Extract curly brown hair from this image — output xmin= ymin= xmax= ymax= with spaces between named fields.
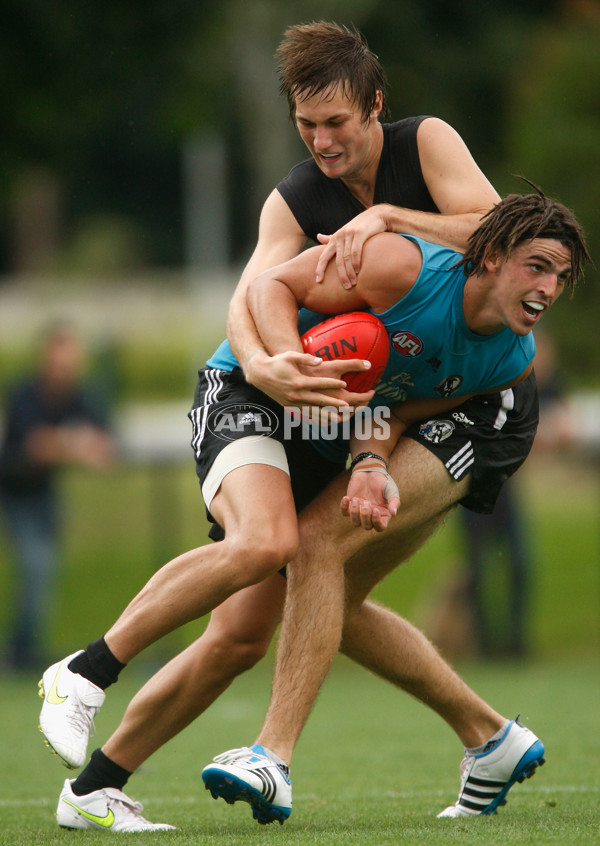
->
xmin=275 ymin=21 xmax=390 ymax=123
xmin=457 ymin=187 xmax=591 ymax=294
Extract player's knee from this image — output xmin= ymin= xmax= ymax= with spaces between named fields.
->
xmin=259 ymin=532 xmax=298 ymax=573
xmin=206 ymin=626 xmax=271 ymax=674
xmin=230 ymin=528 xmax=298 ymax=583
xmin=224 ymin=634 xmax=270 ymax=673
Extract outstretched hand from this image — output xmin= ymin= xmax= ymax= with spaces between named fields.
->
xmin=315 ymin=207 xmax=390 ymax=289
xmin=245 ymin=350 xmax=374 ymax=412
xmin=340 ymin=464 xmax=400 ymax=532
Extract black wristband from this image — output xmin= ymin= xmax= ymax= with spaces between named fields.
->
xmin=350 ymin=451 xmax=388 ymax=472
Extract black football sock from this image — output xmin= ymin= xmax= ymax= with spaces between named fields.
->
xmin=68 ymin=637 xmax=126 ymax=690
xmin=71 ymin=748 xmax=132 ymax=796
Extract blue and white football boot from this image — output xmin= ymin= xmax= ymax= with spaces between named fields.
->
xmin=437 ymin=719 xmax=545 ymax=817
xmin=202 ymin=744 xmax=292 ymax=824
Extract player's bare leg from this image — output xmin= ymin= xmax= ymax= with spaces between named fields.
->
xmin=95 ymin=506 xmax=493 ymax=774
xmin=255 ymin=439 xmax=504 ymax=762
xmin=104 ymin=463 xmax=298 ymax=664
xmin=105 ymin=441 xmax=497 ymax=773
xmin=103 ymin=575 xmax=286 ymax=772
xmin=342 ymin=589 xmax=504 ymax=749
xmin=39 ymin=463 xmax=298 ymax=769
xmin=201 ymin=440 xmax=542 ymax=823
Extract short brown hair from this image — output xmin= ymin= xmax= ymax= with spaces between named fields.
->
xmin=275 ymin=21 xmax=390 ymax=123
xmin=457 ymin=189 xmax=591 ymax=293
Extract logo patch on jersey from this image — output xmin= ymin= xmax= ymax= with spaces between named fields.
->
xmin=373 ymin=371 xmax=414 ymax=402
xmin=391 ymin=330 xmax=424 ymax=357
xmin=419 ymin=419 xmax=455 ymax=443
xmin=434 ymin=374 xmax=463 ymax=398
xmin=452 ymin=411 xmax=475 ymax=427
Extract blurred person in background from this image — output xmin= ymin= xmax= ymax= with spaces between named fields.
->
xmin=0 ymin=322 xmax=116 ymax=671
xmin=459 ymin=478 xmax=531 ymax=658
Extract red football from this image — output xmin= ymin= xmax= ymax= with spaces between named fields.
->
xmin=301 ymin=311 xmax=389 ymax=392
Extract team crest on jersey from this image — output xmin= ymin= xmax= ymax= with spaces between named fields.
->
xmin=434 ymin=374 xmax=463 ymax=397
xmin=391 ymin=330 xmax=423 ymax=357
xmin=419 ymin=419 xmax=455 ymax=443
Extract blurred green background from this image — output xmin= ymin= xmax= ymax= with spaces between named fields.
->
xmin=0 ymin=0 xmax=599 ymax=662
xmin=1 ymin=452 xmax=597 ymax=665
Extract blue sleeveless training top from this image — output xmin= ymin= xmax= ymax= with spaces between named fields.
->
xmin=206 ymin=236 xmax=535 ymax=461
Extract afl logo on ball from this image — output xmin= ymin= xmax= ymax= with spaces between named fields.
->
xmin=391 ymin=331 xmax=423 ymax=357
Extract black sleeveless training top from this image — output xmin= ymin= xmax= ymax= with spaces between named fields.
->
xmin=276 ymin=117 xmax=439 ymax=240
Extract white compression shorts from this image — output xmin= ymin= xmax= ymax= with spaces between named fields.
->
xmin=201 ymin=435 xmax=289 ymax=510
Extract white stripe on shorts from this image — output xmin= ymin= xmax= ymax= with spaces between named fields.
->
xmin=445 ymin=440 xmax=474 ymax=480
xmin=493 ymin=388 xmax=515 ymax=431
xmin=191 ymin=369 xmax=224 ymax=459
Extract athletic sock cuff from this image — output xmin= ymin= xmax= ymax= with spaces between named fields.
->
xmin=71 ymin=748 xmax=132 ymax=796
xmin=69 ymin=637 xmax=126 ymax=690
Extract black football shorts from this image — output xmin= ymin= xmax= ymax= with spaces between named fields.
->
xmin=188 ymin=367 xmax=346 ymax=540
xmin=404 ymin=369 xmax=539 ymax=514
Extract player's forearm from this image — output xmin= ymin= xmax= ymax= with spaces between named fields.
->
xmin=226 ymin=216 xmax=307 ymax=367
xmin=378 ymin=204 xmax=489 ymax=253
xmin=247 ymin=274 xmax=304 ymax=356
xmin=351 ymin=397 xmax=452 ymax=466
xmin=350 ymin=411 xmax=407 ymax=467
xmin=226 ymin=283 xmax=268 ymax=368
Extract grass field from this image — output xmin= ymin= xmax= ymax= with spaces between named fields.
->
xmin=0 ymin=448 xmax=598 ymax=843
xmin=1 ymin=657 xmax=599 ymax=845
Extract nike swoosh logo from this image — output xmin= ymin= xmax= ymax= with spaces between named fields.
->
xmin=46 ymin=661 xmax=68 ymax=705
xmin=63 ymin=799 xmax=115 ymax=828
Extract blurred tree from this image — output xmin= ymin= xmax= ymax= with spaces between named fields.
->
xmin=189 ymin=0 xmax=382 ymax=261
xmin=1 ymin=0 xmax=382 ymax=271
xmin=502 ymin=3 xmax=600 ymax=385
xmin=1 ymin=0 xmax=595 ymax=333
xmin=0 ymin=0 xmax=220 ymax=272
xmin=360 ymin=0 xmax=562 ymax=176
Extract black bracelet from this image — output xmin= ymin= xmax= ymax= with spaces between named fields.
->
xmin=350 ymin=451 xmax=388 ymax=472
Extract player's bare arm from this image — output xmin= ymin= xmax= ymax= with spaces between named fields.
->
xmin=226 ymin=189 xmax=306 ymax=368
xmin=341 ymin=392 xmax=470 ymax=531
xmin=377 ymin=119 xmax=500 ymax=247
xmin=409 ymin=118 xmax=499 ymax=248
xmin=247 ymin=233 xmax=421 ymax=411
xmin=249 ymin=232 xmax=422 ymax=338
xmin=226 ymin=189 xmax=365 ymax=405
xmin=315 ymin=119 xmax=499 ymax=287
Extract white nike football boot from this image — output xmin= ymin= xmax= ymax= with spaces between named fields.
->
xmin=56 ymin=779 xmax=175 ymax=832
xmin=202 ymin=744 xmax=292 ymax=824
xmin=437 ymin=719 xmax=545 ymax=817
xmin=38 ymin=651 xmax=105 ymax=769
